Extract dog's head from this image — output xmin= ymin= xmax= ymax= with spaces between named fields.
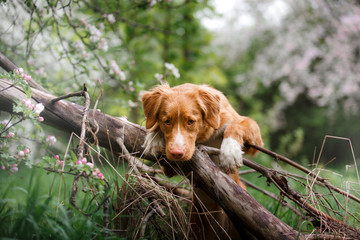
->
xmin=142 ymin=84 xmax=221 ymax=161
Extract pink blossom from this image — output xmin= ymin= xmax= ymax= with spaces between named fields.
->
xmin=10 ymin=166 xmax=18 ymax=173
xmin=86 ymin=162 xmax=94 ymax=168
xmin=80 ymin=19 xmax=87 ymax=26
xmin=18 ymin=151 xmax=25 ymax=157
xmin=16 ymin=68 xmax=24 ymax=74
xmin=1 ymin=166 xmax=5 ymax=170
xmin=76 ymin=160 xmax=82 ymax=165
xmin=81 ymin=157 xmax=87 ymax=164
xmin=56 ymin=160 xmax=60 ymax=165
xmin=23 ymin=99 xmax=34 ymax=109
xmin=98 ymin=172 xmax=103 ymax=178
xmin=24 ymin=148 xmax=30 ymax=155
xmin=24 ymin=75 xmax=32 ymax=81
xmin=38 ymin=117 xmax=44 ymax=122
xmin=60 ymin=161 xmax=64 ymax=166
xmin=92 ymin=171 xmax=97 ymax=176
xmin=54 ymin=155 xmax=59 ymax=160
xmin=7 ymin=132 xmax=14 ymax=138
xmin=46 ymin=135 xmax=56 ymax=146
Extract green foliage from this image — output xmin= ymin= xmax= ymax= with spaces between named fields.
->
xmin=0 ymin=168 xmax=108 ymax=240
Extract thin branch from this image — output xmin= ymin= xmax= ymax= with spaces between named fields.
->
xmin=139 ymin=208 xmax=157 ymax=238
xmin=70 ymin=174 xmax=91 ymax=216
xmin=50 ymin=90 xmax=86 ymax=103
xmin=76 ymin=84 xmax=90 ymax=160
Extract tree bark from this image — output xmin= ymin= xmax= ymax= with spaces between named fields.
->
xmin=0 ymin=78 xmax=309 ymax=239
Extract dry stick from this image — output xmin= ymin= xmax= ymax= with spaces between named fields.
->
xmin=139 ymin=208 xmax=157 ymax=238
xmin=151 ymin=175 xmax=191 ymax=199
xmin=116 ymin=138 xmax=166 ymax=218
xmin=77 ymin=85 xmax=90 ymax=160
xmin=50 ymin=90 xmax=86 ymax=103
xmin=246 ymin=143 xmax=360 ymax=205
xmin=57 ymin=85 xmax=111 ymax=226
xmin=70 ymin=174 xmax=91 ymax=216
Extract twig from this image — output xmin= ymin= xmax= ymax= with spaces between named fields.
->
xmin=70 ymin=174 xmax=91 ymax=216
xmin=116 ymin=137 xmax=166 ymax=218
xmin=239 ymin=169 xmax=257 ymax=175
xmin=50 ymin=90 xmax=86 ymax=103
xmin=139 ymin=208 xmax=157 ymax=238
xmin=151 ymin=175 xmax=191 ymax=199
xmin=77 ymin=84 xmax=90 ymax=160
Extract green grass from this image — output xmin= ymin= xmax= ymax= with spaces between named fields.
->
xmin=0 ymin=166 xmax=112 ymax=240
xmin=0 ymin=157 xmax=359 ymax=239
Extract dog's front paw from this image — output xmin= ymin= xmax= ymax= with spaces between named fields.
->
xmin=142 ymin=131 xmax=165 ymax=157
xmin=220 ymin=137 xmax=244 ymax=173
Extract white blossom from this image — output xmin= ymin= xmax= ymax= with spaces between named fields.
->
xmin=97 ymin=38 xmax=108 ymax=52
xmin=164 ymin=62 xmax=180 ymax=79
xmin=89 ymin=25 xmax=101 ymax=42
xmin=34 ymin=103 xmax=45 ymax=114
xmin=109 ymin=60 xmax=126 ymax=80
xmin=107 ymin=14 xmax=115 ymax=24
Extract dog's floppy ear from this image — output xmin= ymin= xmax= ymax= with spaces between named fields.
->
xmin=142 ymin=84 xmax=169 ymax=131
xmin=198 ymin=89 xmax=221 ymax=129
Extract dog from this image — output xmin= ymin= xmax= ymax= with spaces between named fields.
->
xmin=142 ymin=83 xmax=263 ymax=239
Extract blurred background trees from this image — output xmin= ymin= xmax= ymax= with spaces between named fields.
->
xmin=214 ymin=0 xmax=360 ymax=166
xmin=1 ymin=0 xmax=359 ymax=167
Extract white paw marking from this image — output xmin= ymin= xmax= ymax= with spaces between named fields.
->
xmin=220 ymin=137 xmax=244 ymax=172
xmin=142 ymin=131 xmax=165 ymax=156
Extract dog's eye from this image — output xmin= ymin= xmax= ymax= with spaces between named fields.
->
xmin=188 ymin=120 xmax=195 ymax=125
xmin=164 ymin=119 xmax=171 ymax=125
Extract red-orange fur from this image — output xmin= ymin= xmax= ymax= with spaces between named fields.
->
xmin=142 ymin=83 xmax=263 ymax=239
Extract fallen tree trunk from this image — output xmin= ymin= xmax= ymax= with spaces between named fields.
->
xmin=0 ymin=78 xmax=303 ymax=239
